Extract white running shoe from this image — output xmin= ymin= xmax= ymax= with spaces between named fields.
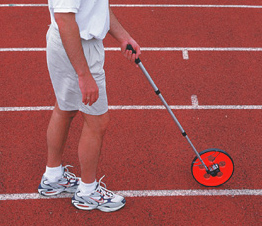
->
xmin=72 ymin=176 xmax=126 ymax=212
xmin=38 ymin=165 xmax=80 ymax=196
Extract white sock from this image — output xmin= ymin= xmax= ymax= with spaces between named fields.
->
xmin=44 ymin=165 xmax=63 ymax=183
xmin=78 ymin=179 xmax=97 ymax=195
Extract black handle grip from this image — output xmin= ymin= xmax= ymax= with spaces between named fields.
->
xmin=126 ymin=44 xmax=141 ymax=64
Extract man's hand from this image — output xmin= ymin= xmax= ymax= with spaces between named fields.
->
xmin=78 ymin=74 xmax=99 ymax=106
xmin=121 ymin=40 xmax=141 ymax=63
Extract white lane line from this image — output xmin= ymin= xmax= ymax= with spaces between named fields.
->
xmin=0 ymin=106 xmax=55 ymax=111
xmin=1 ymin=105 xmax=262 ymax=112
xmin=191 ymin=95 xmax=199 ymax=108
xmin=109 ymin=105 xmax=262 ymax=110
xmin=140 ymin=47 xmax=262 ymax=52
xmin=0 ymin=4 xmax=48 ymax=7
xmin=1 ymin=47 xmax=261 ymax=61
xmin=111 ymin=4 xmax=262 ymax=9
xmin=1 ymin=47 xmax=262 ymax=52
xmin=1 ymin=189 xmax=261 ymax=201
xmin=118 ymin=189 xmax=262 ymax=197
xmin=0 ymin=48 xmax=46 ymax=51
xmin=0 ymin=4 xmax=262 ymax=9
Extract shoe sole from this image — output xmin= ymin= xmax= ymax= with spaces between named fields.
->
xmin=38 ymin=189 xmax=64 ymax=196
xmin=97 ymin=203 xmax=126 ymax=212
xmin=72 ymin=200 xmax=126 ymax=212
xmin=72 ymin=201 xmax=97 ymax=211
xmin=38 ymin=188 xmax=78 ymax=197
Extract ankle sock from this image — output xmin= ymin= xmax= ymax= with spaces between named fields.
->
xmin=78 ymin=179 xmax=97 ymax=195
xmin=44 ymin=165 xmax=63 ymax=183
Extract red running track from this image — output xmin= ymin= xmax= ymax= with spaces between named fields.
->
xmin=1 ymin=2 xmax=262 ymax=226
xmin=1 ymin=51 xmax=262 ymax=107
xmin=1 ymin=110 xmax=262 ymax=193
xmin=1 ymin=196 xmax=261 ymax=225
xmin=1 ymin=6 xmax=262 ymax=48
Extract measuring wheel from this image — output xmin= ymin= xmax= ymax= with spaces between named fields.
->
xmin=125 ymin=45 xmax=235 ymax=187
xmin=191 ymin=148 xmax=234 ymax=187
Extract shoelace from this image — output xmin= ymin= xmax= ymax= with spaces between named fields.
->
xmin=97 ymin=175 xmax=114 ymax=198
xmin=63 ymin=165 xmax=77 ymax=181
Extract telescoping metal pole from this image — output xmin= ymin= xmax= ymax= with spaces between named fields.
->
xmin=127 ymin=45 xmax=208 ymax=171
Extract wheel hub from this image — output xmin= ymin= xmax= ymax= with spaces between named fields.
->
xmin=207 ymin=163 xmax=220 ymax=177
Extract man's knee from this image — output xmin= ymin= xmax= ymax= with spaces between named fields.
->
xmin=82 ymin=112 xmax=110 ymax=135
xmin=94 ymin=112 xmax=110 ymax=135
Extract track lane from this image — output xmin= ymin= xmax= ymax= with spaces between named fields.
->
xmin=1 ymin=6 xmax=262 ymax=47
xmin=1 ymin=51 xmax=262 ymax=107
xmin=1 ymin=109 xmax=261 ymax=195
xmin=1 ymin=196 xmax=261 ymax=225
xmin=0 ymin=7 xmax=49 ymax=48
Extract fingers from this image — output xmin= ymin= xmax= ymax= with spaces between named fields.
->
xmin=79 ymin=74 xmax=99 ymax=106
xmin=124 ymin=46 xmax=140 ymax=60
xmin=121 ymin=41 xmax=141 ymax=64
xmin=124 ymin=49 xmax=139 ymax=66
xmin=124 ymin=49 xmax=133 ymax=61
xmin=82 ymin=92 xmax=99 ymax=106
xmin=89 ymin=92 xmax=99 ymax=106
xmin=80 ymin=86 xmax=99 ymax=106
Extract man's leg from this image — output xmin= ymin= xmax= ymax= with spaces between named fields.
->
xmin=72 ymin=111 xmax=126 ymax=212
xmin=78 ymin=112 xmax=110 ymax=183
xmin=47 ymin=102 xmax=78 ymax=167
xmin=38 ymin=102 xmax=79 ymax=196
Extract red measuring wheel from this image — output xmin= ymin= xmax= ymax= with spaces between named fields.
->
xmin=191 ymin=148 xmax=234 ymax=187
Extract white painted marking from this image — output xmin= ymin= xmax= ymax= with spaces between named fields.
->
xmin=0 ymin=48 xmax=46 ymax=52
xmin=0 ymin=4 xmax=262 ymax=9
xmin=118 ymin=189 xmax=262 ymax=197
xmin=1 ymin=106 xmax=54 ymax=111
xmin=1 ymin=47 xmax=262 ymax=52
xmin=1 ymin=105 xmax=262 ymax=112
xmin=182 ymin=49 xmax=189 ymax=59
xmin=110 ymin=5 xmax=262 ymax=9
xmin=191 ymin=95 xmax=199 ymax=107
xmin=141 ymin=47 xmax=262 ymax=52
xmin=0 ymin=189 xmax=261 ymax=201
xmin=1 ymin=47 xmax=261 ymax=61
xmin=0 ymin=4 xmax=48 ymax=7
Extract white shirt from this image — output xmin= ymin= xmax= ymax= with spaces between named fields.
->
xmin=48 ymin=0 xmax=110 ymax=40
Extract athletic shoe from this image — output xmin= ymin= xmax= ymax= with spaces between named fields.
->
xmin=38 ymin=165 xmax=80 ymax=196
xmin=72 ymin=176 xmax=126 ymax=212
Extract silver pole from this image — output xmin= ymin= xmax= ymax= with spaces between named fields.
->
xmin=138 ymin=62 xmax=208 ymax=171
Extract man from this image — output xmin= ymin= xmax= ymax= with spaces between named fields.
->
xmin=38 ymin=0 xmax=141 ymax=212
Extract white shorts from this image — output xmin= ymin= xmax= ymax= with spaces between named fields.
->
xmin=46 ymin=25 xmax=108 ymax=115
